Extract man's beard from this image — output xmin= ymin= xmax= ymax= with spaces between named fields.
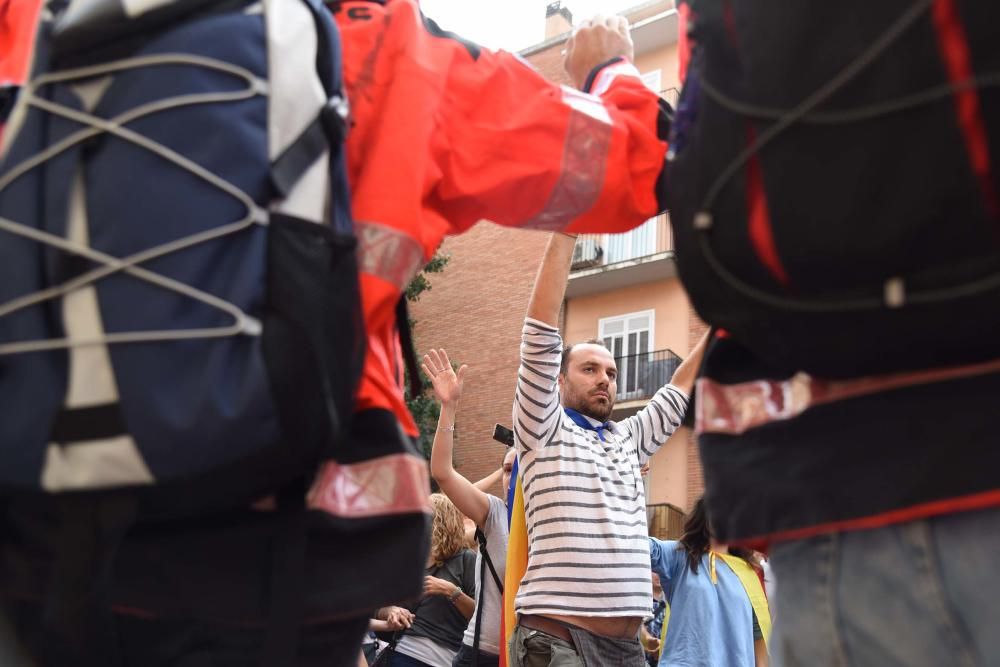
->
xmin=573 ymin=394 xmax=613 ymax=422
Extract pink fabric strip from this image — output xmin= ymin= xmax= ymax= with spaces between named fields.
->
xmin=521 ymin=90 xmax=612 ymax=231
xmin=307 ymin=453 xmax=431 ymax=518
xmin=356 ymin=220 xmax=427 ymax=291
xmin=697 ymin=357 xmax=1000 ymax=436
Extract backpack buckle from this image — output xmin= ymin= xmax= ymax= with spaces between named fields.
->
xmin=320 ymin=94 xmax=350 ymax=145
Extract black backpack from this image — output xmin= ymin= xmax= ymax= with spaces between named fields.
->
xmin=668 ymin=0 xmax=1000 ymax=378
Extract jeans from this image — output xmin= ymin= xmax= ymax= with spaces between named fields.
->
xmin=769 ymin=506 xmax=1000 ymax=667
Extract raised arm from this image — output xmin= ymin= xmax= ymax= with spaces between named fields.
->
xmin=424 ymin=349 xmax=491 ymax=527
xmin=473 ymin=466 xmax=503 ymax=493
xmin=668 ymin=330 xmax=709 ymax=396
xmin=514 ymin=233 xmax=578 ymax=450
xmin=621 ymin=331 xmax=709 ymax=464
xmin=431 ymin=15 xmax=671 ymax=236
xmin=526 ymin=232 xmax=578 ymax=326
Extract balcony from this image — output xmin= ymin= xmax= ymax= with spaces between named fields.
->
xmin=613 ymin=347 xmax=682 ymax=403
xmin=567 ymin=214 xmax=676 ymax=297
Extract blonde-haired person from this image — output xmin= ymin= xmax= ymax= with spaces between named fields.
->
xmin=389 ymin=494 xmax=476 ymax=667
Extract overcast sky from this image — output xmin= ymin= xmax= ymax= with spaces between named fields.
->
xmin=420 ymin=0 xmax=642 ymax=52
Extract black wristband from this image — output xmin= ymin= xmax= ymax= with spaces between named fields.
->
xmin=581 ymin=56 xmax=626 ymax=93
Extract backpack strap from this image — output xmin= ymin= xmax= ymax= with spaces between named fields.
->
xmin=269 ymin=94 xmax=349 ymax=199
xmin=475 ymin=528 xmax=503 ymax=593
xmin=470 ymin=528 xmax=503 ymax=666
xmin=269 ymin=0 xmax=350 ymax=199
xmin=260 ymin=478 xmax=309 ymax=667
xmin=471 ymin=543 xmax=487 ymax=667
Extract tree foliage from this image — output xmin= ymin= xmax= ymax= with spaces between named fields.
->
xmin=404 ymin=253 xmax=450 ymax=459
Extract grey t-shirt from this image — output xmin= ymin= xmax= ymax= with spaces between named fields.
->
xmin=461 ymin=494 xmax=508 ymax=656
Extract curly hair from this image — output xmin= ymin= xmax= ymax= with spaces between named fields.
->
xmin=429 ymin=493 xmax=466 ymax=567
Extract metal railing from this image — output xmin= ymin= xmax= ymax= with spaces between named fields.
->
xmin=571 ymin=215 xmax=673 ymax=271
xmin=615 ymin=348 xmax=682 ymax=401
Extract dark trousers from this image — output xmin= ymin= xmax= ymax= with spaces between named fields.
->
xmin=452 ymin=643 xmax=500 ymax=667
xmin=2 ymin=600 xmax=368 ymax=667
xmin=388 ymin=651 xmax=435 ymax=667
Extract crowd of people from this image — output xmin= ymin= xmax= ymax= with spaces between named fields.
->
xmin=1 ymin=0 xmax=997 ymax=665
xmin=364 ymin=229 xmax=766 ymax=667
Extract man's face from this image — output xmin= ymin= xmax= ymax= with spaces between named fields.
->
xmin=502 ymin=449 xmax=516 ymax=501
xmin=559 ymin=343 xmax=617 ymax=421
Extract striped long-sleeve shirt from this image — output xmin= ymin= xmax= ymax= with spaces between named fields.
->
xmin=512 ymin=318 xmax=689 ymax=618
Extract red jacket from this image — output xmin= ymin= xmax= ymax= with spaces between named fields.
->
xmin=0 ymin=0 xmax=43 ymax=142
xmin=332 ymin=0 xmax=671 ymax=435
xmin=0 ymin=0 xmax=40 ymax=84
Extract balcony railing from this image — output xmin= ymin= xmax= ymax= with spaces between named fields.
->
xmin=614 ymin=348 xmax=682 ymax=401
xmin=571 ymin=214 xmax=673 ymax=271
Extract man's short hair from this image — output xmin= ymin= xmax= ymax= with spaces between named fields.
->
xmin=560 ymin=338 xmax=609 ymax=375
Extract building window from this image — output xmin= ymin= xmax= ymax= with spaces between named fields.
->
xmin=605 ymin=217 xmax=657 ymax=263
xmin=640 ymin=69 xmax=662 ymax=93
xmin=599 ymin=310 xmax=654 ymax=399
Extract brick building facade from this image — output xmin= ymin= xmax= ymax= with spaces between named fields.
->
xmin=412 ymin=0 xmax=708 ymax=515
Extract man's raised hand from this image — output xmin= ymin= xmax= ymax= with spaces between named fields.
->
xmin=565 ymin=14 xmax=634 ymax=90
xmin=422 ymin=348 xmax=468 ymax=405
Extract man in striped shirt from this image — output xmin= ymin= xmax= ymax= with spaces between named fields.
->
xmin=510 ymin=232 xmax=707 ymax=666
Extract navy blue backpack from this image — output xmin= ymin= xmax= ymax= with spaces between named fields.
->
xmin=0 ymin=0 xmax=365 ymax=612
xmin=0 ymin=0 xmax=362 ymax=515
xmin=0 ymin=1 xmax=365 ymax=660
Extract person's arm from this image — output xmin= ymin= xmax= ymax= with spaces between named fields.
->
xmin=472 ymin=466 xmax=503 ymax=493
xmin=424 ymin=349 xmax=492 ymax=527
xmin=667 ymin=330 xmax=709 ymax=397
xmin=639 ymin=626 xmax=661 ymax=655
xmin=424 ymin=575 xmax=475 ymax=621
xmin=513 ymin=234 xmax=576 ymax=451
xmin=368 ymin=619 xmax=394 ymax=633
xmin=754 ymin=638 xmax=769 ymax=667
xmin=372 ymin=606 xmax=414 ymax=631
xmin=648 ymin=538 xmax=679 ymax=584
xmin=620 ymin=331 xmax=709 ymax=464
xmin=432 ymin=16 xmax=671 ymax=236
xmin=526 ymin=233 xmax=577 ymax=327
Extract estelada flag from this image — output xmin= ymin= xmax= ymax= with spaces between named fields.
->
xmin=500 ymin=454 xmax=528 ymax=667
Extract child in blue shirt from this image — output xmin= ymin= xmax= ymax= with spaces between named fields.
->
xmin=649 ymin=499 xmax=770 ymax=667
